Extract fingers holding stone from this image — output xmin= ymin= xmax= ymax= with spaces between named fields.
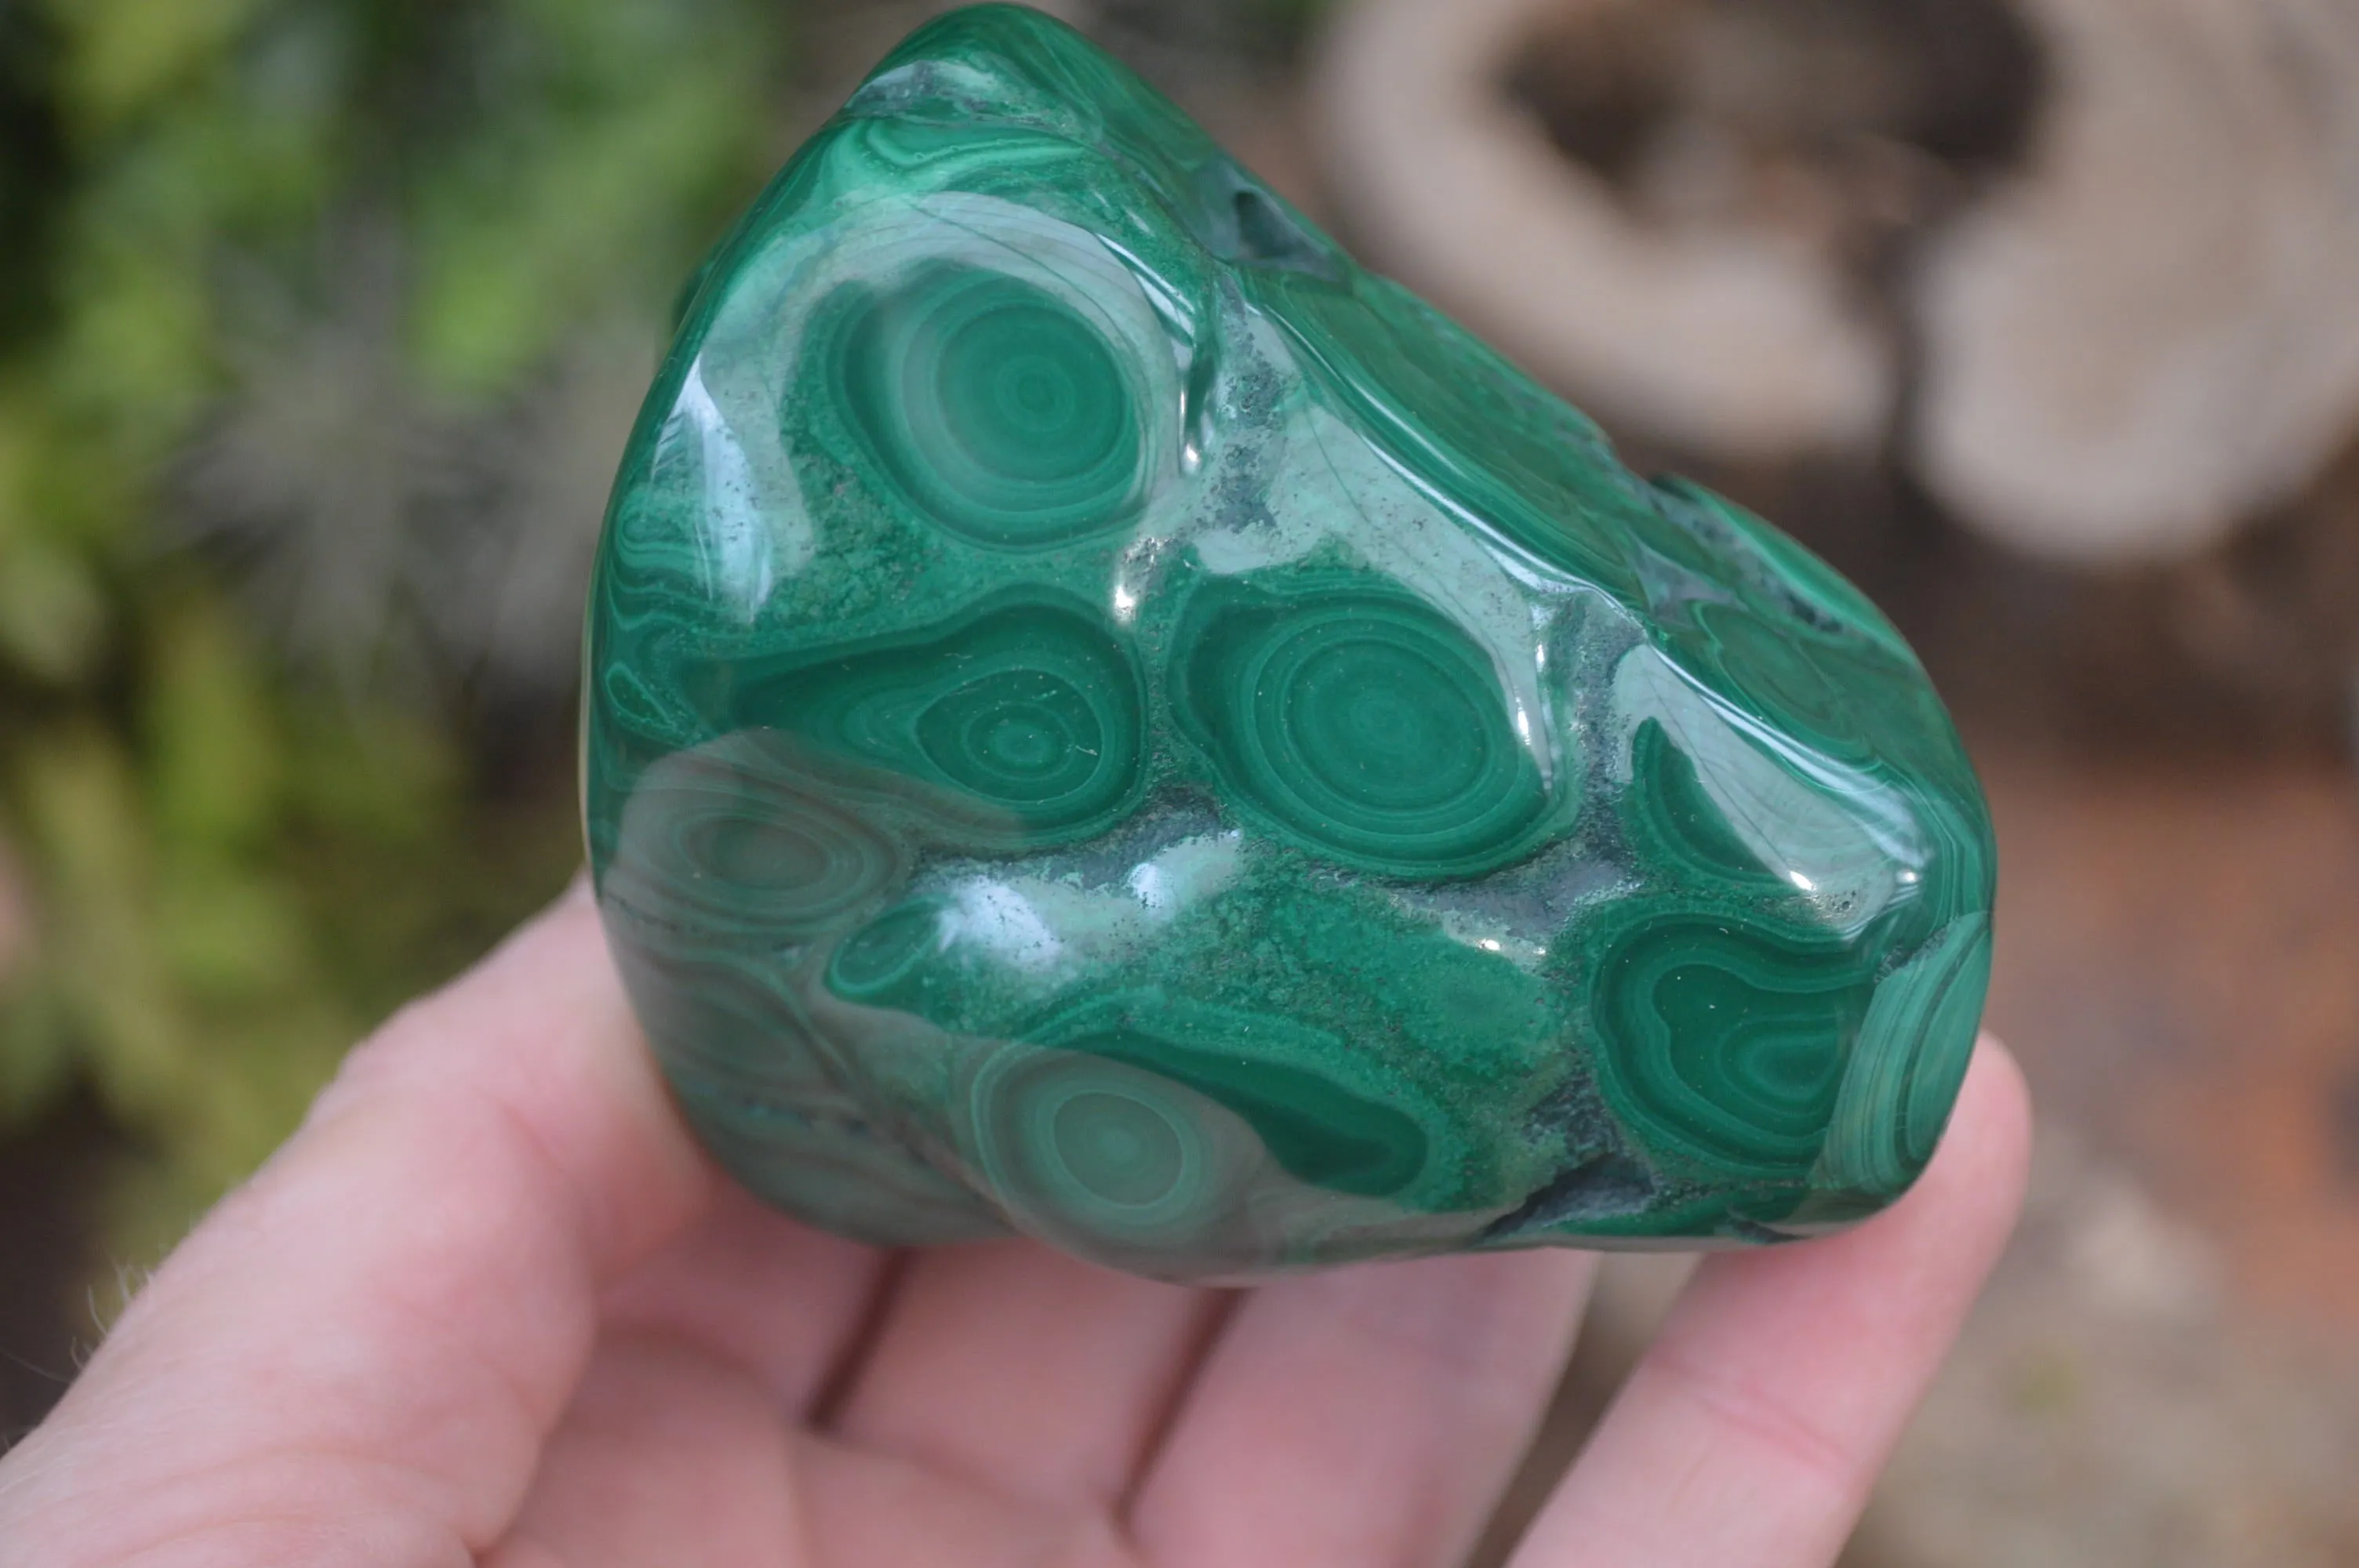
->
xmin=1508 ymin=1036 xmax=2030 ymax=1568
xmin=598 ymin=1181 xmax=892 ymax=1414
xmin=0 ymin=884 xmax=714 ymax=1564
xmin=828 ymin=1236 xmax=1227 ymax=1509
xmin=1131 ymin=1250 xmax=1595 ymax=1568
xmin=486 ymin=1331 xmax=805 ymax=1568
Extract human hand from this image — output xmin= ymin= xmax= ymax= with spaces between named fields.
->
xmin=0 ymin=884 xmax=2029 ymax=1568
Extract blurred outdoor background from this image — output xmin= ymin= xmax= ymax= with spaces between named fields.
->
xmin=5 ymin=0 xmax=2359 ymax=1560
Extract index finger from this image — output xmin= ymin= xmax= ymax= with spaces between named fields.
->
xmin=0 ymin=884 xmax=712 ymax=1566
xmin=1510 ymin=1035 xmax=2033 ymax=1568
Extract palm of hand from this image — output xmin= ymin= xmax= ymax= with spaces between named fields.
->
xmin=502 ymin=1199 xmax=1580 ymax=1568
xmin=0 ymin=891 xmax=2026 ymax=1568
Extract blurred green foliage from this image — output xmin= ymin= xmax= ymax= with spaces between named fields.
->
xmin=0 ymin=0 xmax=1336 ymax=1264
xmin=0 ymin=0 xmax=793 ymax=1254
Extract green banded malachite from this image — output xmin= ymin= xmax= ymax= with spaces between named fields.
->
xmin=673 ymin=1069 xmax=1013 ymax=1248
xmin=825 ymin=897 xmax=951 ymax=1007
xmin=737 ymin=596 xmax=1146 ymax=845
xmin=1621 ymin=717 xmax=1787 ymax=890
xmin=1036 ymin=1003 xmax=1430 ymax=1202
xmin=821 ymin=263 xmax=1147 ymax=550
xmin=602 ymin=735 xmax=908 ymax=945
xmin=1172 ymin=572 xmax=1555 ymax=878
xmin=1816 ymin=913 xmax=1992 ymax=1197
xmin=957 ymin=993 xmax=1438 ymax=1265
xmin=584 ymin=5 xmax=1997 ymax=1277
xmin=605 ymin=910 xmax=1005 ymax=1247
xmin=966 ymin=1042 xmax=1260 ymax=1254
xmin=1581 ymin=907 xmax=1877 ymax=1180
xmin=606 ymin=935 xmax=841 ymax=1103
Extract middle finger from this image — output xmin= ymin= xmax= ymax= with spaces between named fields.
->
xmin=829 ymin=1238 xmax=1227 ymax=1508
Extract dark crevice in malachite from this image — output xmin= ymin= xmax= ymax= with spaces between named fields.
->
xmin=583 ymin=4 xmax=1997 ymax=1279
xmin=1481 ymin=1154 xmax=1660 ymax=1240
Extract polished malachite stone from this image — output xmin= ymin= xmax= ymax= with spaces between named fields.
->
xmin=583 ymin=4 xmax=1997 ymax=1279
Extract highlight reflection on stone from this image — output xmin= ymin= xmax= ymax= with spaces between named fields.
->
xmin=583 ymin=5 xmax=1997 ymax=1279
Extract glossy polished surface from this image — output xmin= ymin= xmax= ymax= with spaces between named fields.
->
xmin=583 ymin=4 xmax=1996 ymax=1278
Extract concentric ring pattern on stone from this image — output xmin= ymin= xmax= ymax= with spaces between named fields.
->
xmin=823 ymin=265 xmax=1147 ymax=550
xmin=728 ymin=593 xmax=1148 ymax=846
xmin=1172 ymin=572 xmax=1555 ymax=877
xmin=583 ymin=4 xmax=1998 ymax=1279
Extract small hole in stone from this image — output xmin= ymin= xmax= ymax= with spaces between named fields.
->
xmin=1193 ymin=160 xmax=1341 ymax=279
